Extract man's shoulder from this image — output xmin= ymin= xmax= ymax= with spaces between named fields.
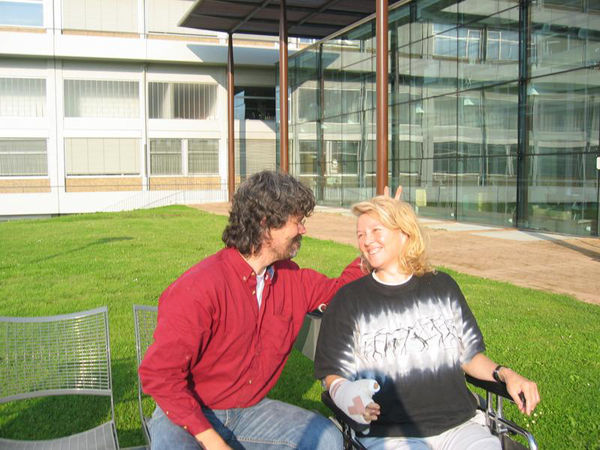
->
xmin=163 ymin=248 xmax=231 ymax=294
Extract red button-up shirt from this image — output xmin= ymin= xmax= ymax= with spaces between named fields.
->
xmin=139 ymin=247 xmax=363 ymax=436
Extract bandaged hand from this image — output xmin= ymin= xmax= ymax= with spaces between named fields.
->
xmin=329 ymin=378 xmax=381 ymax=424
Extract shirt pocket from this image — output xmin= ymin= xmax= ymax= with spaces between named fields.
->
xmin=261 ymin=313 xmax=294 ymax=364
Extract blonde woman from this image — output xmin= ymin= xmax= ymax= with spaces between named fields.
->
xmin=314 ymin=196 xmax=540 ymax=450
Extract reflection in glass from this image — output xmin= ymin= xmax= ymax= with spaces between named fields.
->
xmin=526 ymin=153 xmax=598 ymax=235
xmin=285 ymin=0 xmax=599 ymax=236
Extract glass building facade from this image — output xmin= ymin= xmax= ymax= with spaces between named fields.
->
xmin=282 ymin=0 xmax=600 ymax=236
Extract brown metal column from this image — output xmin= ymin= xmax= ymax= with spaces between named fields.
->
xmin=376 ymin=0 xmax=389 ymax=195
xmin=279 ymin=0 xmax=289 ymax=173
xmin=227 ymin=33 xmax=235 ymax=201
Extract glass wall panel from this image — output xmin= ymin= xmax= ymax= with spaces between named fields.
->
xmin=340 ymin=21 xmax=375 ymax=69
xmin=458 ymin=7 xmax=519 ymax=90
xmin=526 ymin=153 xmax=598 ymax=235
xmin=412 ymin=29 xmax=458 ymax=97
xmin=531 ymin=1 xmax=589 ymax=77
xmin=528 ymin=69 xmax=600 ymax=154
xmin=292 ymin=48 xmax=320 ymax=123
xmin=285 ymin=0 xmax=600 ymax=236
xmin=412 ymin=158 xmax=456 ymax=219
xmin=458 ymin=0 xmax=518 ymax=25
xmin=457 ymin=155 xmax=517 ymax=225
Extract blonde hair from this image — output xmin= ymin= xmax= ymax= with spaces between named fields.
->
xmin=352 ymin=196 xmax=433 ymax=277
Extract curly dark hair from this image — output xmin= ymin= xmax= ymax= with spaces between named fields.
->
xmin=222 ymin=171 xmax=315 ymax=256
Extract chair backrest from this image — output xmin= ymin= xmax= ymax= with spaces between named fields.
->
xmin=0 ymin=306 xmax=113 ymax=405
xmin=133 ymin=304 xmax=158 ymax=445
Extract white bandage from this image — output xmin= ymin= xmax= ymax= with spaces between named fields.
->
xmin=329 ymin=378 xmax=380 ymax=424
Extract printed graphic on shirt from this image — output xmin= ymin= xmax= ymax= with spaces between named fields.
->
xmin=357 ymin=314 xmax=458 ymax=362
xmin=349 ymin=296 xmax=474 ymax=381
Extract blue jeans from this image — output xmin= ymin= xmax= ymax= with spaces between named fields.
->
xmin=148 ymin=398 xmax=343 ymax=450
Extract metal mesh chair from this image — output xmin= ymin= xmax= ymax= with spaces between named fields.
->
xmin=133 ymin=305 xmax=158 ymax=446
xmin=0 ymin=306 xmax=118 ymax=449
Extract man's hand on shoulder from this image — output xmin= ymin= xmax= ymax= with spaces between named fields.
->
xmin=195 ymin=428 xmax=233 ymax=450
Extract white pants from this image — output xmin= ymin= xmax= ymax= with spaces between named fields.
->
xmin=359 ymin=411 xmax=502 ymax=450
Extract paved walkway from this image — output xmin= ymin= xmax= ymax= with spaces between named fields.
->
xmin=193 ymin=203 xmax=600 ymax=305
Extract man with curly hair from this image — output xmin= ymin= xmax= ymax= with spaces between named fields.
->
xmin=140 ymin=171 xmax=364 ymax=450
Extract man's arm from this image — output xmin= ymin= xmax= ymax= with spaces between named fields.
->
xmin=139 ymin=284 xmax=215 ymax=437
xmin=297 ymin=257 xmax=364 ymax=312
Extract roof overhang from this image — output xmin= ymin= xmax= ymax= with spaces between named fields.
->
xmin=180 ymin=0 xmax=402 ymax=39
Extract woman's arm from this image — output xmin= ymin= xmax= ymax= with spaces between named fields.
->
xmin=461 ymin=353 xmax=540 ymax=416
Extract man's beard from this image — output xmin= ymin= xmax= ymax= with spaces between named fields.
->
xmin=276 ymin=235 xmax=303 ymax=260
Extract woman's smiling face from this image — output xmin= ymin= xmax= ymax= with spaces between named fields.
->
xmin=356 ymin=213 xmax=405 ymax=273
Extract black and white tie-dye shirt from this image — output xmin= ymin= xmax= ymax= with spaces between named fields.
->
xmin=314 ymin=270 xmax=485 ymax=438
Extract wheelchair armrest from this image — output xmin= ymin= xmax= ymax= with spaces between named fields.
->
xmin=321 ymin=391 xmax=371 ymax=434
xmin=465 ymin=374 xmax=525 ymax=406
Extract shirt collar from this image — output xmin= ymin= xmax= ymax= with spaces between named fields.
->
xmin=224 ymin=247 xmax=275 ymax=283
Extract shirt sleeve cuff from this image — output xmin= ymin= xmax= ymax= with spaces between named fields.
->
xmin=176 ymin=409 xmax=213 ymax=437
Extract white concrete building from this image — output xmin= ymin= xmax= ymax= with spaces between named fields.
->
xmin=0 ymin=0 xmax=296 ymax=218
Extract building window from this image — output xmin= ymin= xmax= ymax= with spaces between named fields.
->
xmin=65 ymin=138 xmax=140 ymax=176
xmin=150 ymin=139 xmax=182 ymax=175
xmin=235 ymin=139 xmax=276 ymax=176
xmin=433 ymin=24 xmax=481 ymax=60
xmin=62 ymin=0 xmax=137 ymax=33
xmin=149 ymin=82 xmax=217 ymax=120
xmin=327 ymin=141 xmax=359 ymax=175
xmin=0 ymin=0 xmax=43 ymax=27
xmin=234 ymin=86 xmax=276 ymax=120
xmin=487 ymin=30 xmax=519 ymax=61
xmin=64 ymin=80 xmax=140 ymax=118
xmin=299 ymin=140 xmax=318 ymax=175
xmin=188 ymin=139 xmax=219 ymax=174
xmin=0 ymin=78 xmax=46 ymax=117
xmin=0 ymin=139 xmax=47 ymax=176
xmin=150 ymin=138 xmax=219 ymax=175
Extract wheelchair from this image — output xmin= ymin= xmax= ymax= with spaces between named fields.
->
xmin=321 ymin=374 xmax=538 ymax=450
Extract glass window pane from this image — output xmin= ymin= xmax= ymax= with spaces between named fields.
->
xmin=64 ymin=80 xmax=139 ymax=118
xmin=0 ymin=2 xmax=43 ymax=27
xmin=0 ymin=139 xmax=47 ymax=176
xmin=149 ymin=82 xmax=217 ymax=120
xmin=0 ymin=78 xmax=46 ymax=117
xmin=150 ymin=139 xmax=182 ymax=175
xmin=188 ymin=139 xmax=219 ymax=174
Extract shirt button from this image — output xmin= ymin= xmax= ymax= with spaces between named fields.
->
xmin=252 ymin=290 xmax=256 ymax=295
xmin=183 ymin=425 xmax=188 ymax=430
xmin=243 ymin=276 xmax=247 ymax=281
xmin=251 ymin=272 xmax=255 ymax=276
xmin=248 ymin=379 xmax=252 ymax=385
xmin=165 ymin=411 xmax=169 ymax=415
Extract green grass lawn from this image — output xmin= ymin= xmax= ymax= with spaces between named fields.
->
xmin=0 ymin=206 xmax=598 ymax=449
